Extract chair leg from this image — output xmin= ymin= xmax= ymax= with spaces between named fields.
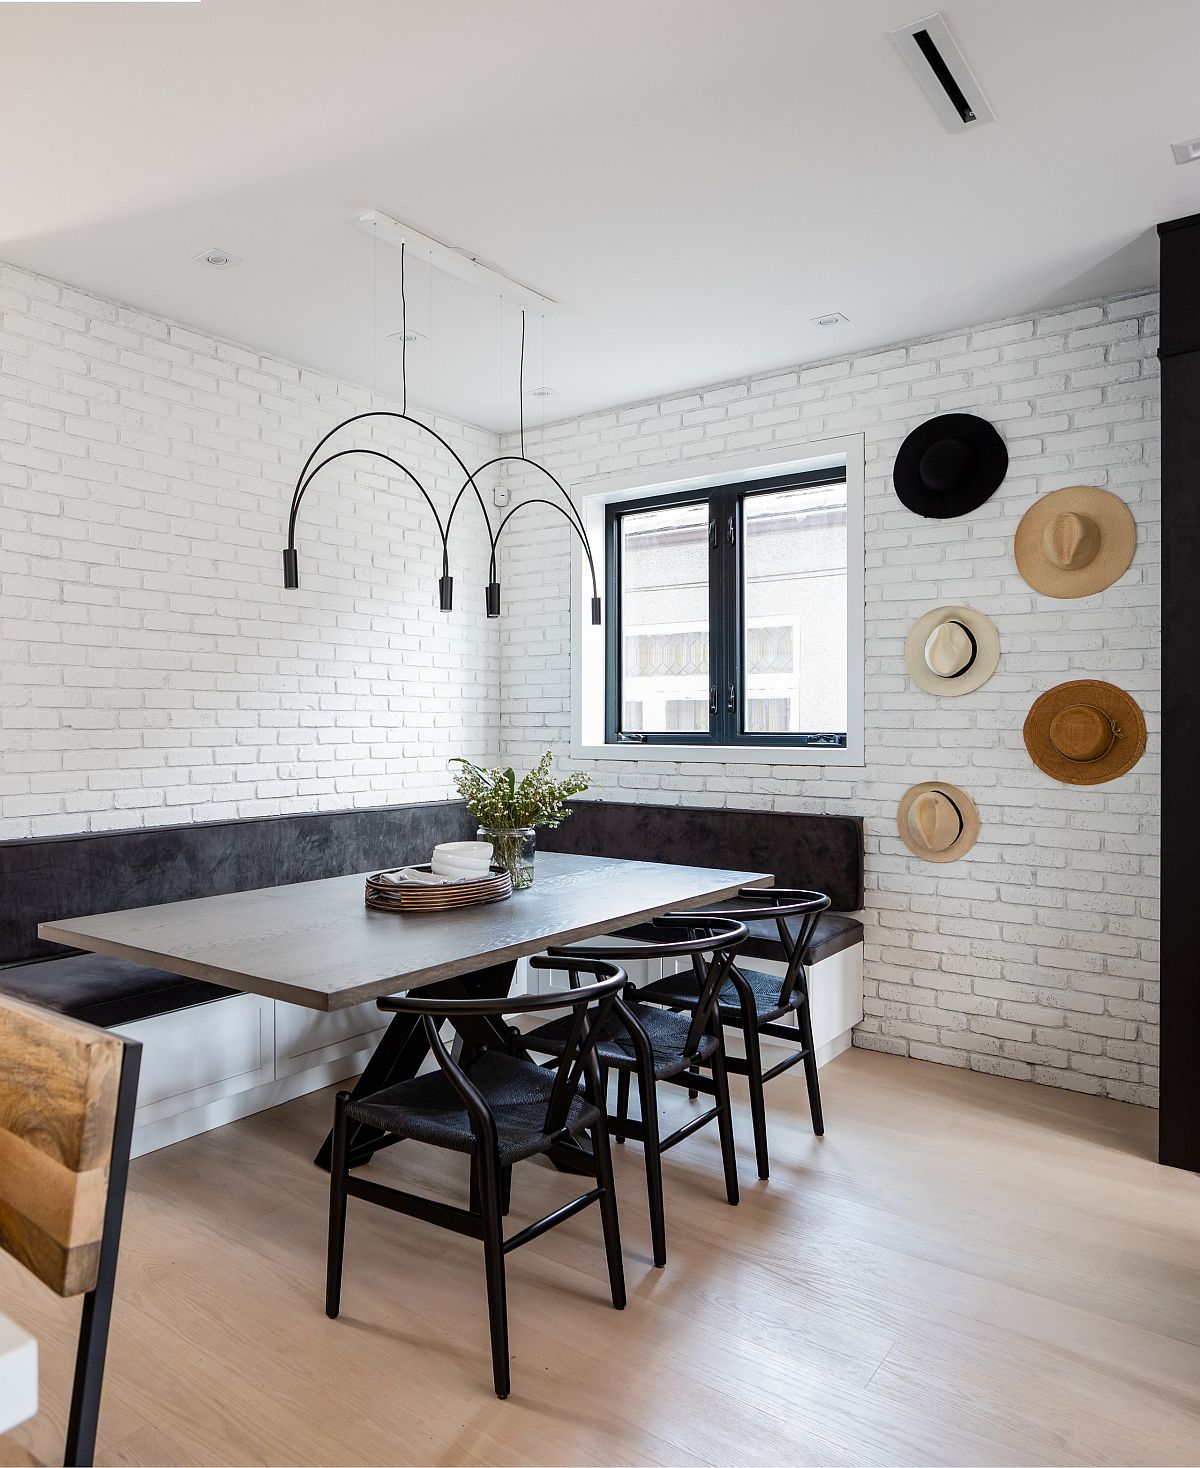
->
xmin=635 ymin=1061 xmax=668 ymax=1268
xmin=796 ymin=999 xmax=825 ymax=1136
xmin=614 ymin=1066 xmax=630 ymax=1143
xmin=709 ymin=1043 xmax=740 ymax=1206
xmin=326 ymin=1092 xmax=351 ymax=1320
xmin=499 ymin=1164 xmax=513 ymax=1217
xmin=742 ymin=1014 xmax=772 ymax=1181
xmin=478 ymin=1150 xmax=511 ymax=1399
xmin=589 ymin=1118 xmax=627 ymax=1310
xmin=687 ymin=1062 xmax=699 ymax=1101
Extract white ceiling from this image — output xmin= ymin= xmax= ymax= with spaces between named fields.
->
xmin=2 ymin=0 xmax=1197 ymax=433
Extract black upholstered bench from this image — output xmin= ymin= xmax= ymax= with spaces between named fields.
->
xmin=538 ymin=800 xmax=865 ymax=963
xmin=0 ymin=796 xmax=862 ymax=1030
xmin=0 ymin=800 xmax=476 ymax=1027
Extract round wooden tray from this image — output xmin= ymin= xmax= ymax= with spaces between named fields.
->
xmin=365 ymin=864 xmax=513 ymax=913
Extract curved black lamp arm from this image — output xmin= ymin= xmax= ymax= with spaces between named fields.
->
xmin=448 ymin=454 xmax=590 ymax=548
xmin=283 ymin=410 xmax=496 ymax=605
xmin=446 ymin=454 xmax=600 ymax=625
xmin=488 ymin=497 xmax=601 ymax=625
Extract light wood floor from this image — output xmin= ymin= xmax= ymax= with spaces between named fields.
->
xmin=3 ymin=1048 xmax=1199 ymax=1467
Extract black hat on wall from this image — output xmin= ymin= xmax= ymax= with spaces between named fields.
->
xmin=892 ymin=413 xmax=1008 ymax=518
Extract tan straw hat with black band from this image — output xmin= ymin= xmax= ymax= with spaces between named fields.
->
xmin=1023 ymin=680 xmax=1147 ymax=785
xmin=1014 ymin=485 xmax=1136 ymax=598
xmin=896 ymin=782 xmax=980 ymax=863
xmin=905 ymin=606 xmax=1000 ymax=696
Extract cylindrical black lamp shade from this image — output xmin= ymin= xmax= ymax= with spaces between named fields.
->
xmin=485 ymin=581 xmax=502 ymax=618
xmin=283 ymin=547 xmax=299 ymax=588
xmin=591 ymin=596 xmax=602 ymax=626
xmin=439 ymin=574 xmax=454 ymax=611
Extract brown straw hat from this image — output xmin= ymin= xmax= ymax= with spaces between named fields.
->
xmin=1014 ymin=485 xmax=1135 ymax=598
xmin=1023 ymin=680 xmax=1147 ymax=785
xmin=904 ymin=606 xmax=1000 ymax=696
xmin=896 ymin=782 xmax=980 ymax=863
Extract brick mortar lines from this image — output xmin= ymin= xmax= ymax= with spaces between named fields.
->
xmin=493 ymin=290 xmax=1161 ymax=1107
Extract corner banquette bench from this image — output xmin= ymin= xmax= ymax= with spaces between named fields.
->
xmin=0 ymin=798 xmax=863 ymax=1154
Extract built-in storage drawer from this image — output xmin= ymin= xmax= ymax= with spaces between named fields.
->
xmin=115 ymin=993 xmax=275 ymax=1125
xmin=274 ymin=997 xmax=390 ymax=1078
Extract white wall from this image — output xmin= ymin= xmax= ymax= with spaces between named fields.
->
xmin=0 ymin=262 xmax=502 ymax=838
xmin=495 ymin=293 xmax=1161 ymax=1107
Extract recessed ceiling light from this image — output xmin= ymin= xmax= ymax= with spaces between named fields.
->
xmin=527 ymin=385 xmax=556 ymax=397
xmin=193 ymin=248 xmax=242 ymax=270
xmin=811 ymin=312 xmax=849 ymax=327
xmin=1171 ymin=134 xmax=1200 ymax=165
xmin=387 ymin=328 xmax=427 ymax=344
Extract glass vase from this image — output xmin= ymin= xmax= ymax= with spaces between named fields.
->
xmin=479 ymin=826 xmax=536 ymax=890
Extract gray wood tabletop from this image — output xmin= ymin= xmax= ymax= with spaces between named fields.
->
xmin=38 ymin=851 xmax=771 ymax=1011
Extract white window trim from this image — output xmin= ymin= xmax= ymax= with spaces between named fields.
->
xmin=569 ymin=433 xmax=865 ymax=767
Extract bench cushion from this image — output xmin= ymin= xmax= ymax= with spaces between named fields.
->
xmin=618 ymin=911 xmax=863 ymax=966
xmin=539 ymin=801 xmax=865 ymax=913
xmin=0 ymin=954 xmax=233 ymax=1029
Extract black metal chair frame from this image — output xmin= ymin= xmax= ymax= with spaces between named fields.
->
xmin=325 ymin=960 xmax=628 ymax=1400
xmin=529 ymin=914 xmax=748 ymax=1269
xmin=646 ymin=887 xmax=831 ymax=1180
xmin=66 ymin=1036 xmax=142 ymax=1468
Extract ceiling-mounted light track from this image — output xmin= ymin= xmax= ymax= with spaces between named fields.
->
xmin=358 ymin=209 xmax=556 ymax=314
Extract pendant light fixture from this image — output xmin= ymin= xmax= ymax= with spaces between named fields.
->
xmin=283 ymin=217 xmax=600 ymax=625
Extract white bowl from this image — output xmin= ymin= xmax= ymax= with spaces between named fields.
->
xmin=431 ymin=851 xmax=494 ymax=879
xmin=434 ymin=841 xmax=493 ymax=860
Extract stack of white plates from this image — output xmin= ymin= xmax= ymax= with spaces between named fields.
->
xmin=431 ymin=841 xmax=494 ymax=879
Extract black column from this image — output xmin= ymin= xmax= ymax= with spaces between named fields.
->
xmin=1157 ymin=212 xmax=1200 ymax=1171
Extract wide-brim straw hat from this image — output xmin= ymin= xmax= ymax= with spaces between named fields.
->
xmin=896 ymin=782 xmax=980 ymax=863
xmin=905 ymin=605 xmax=1000 ymax=696
xmin=1014 ymin=485 xmax=1136 ymax=598
xmin=1023 ymin=679 xmax=1147 ymax=785
xmin=892 ymin=413 xmax=1008 ymax=519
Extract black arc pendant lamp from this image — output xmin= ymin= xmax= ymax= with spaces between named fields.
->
xmin=283 ymin=240 xmax=600 ymax=625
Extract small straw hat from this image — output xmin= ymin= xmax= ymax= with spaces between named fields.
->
xmin=905 ymin=606 xmax=1000 ymax=696
xmin=1014 ymin=485 xmax=1135 ymax=598
xmin=1023 ymin=680 xmax=1147 ymax=785
xmin=896 ymin=782 xmax=980 ymax=863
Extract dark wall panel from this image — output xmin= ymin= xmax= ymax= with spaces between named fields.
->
xmin=1158 ymin=212 xmax=1200 ymax=1170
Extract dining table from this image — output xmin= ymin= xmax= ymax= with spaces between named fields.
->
xmin=39 ymin=849 xmax=771 ymax=1171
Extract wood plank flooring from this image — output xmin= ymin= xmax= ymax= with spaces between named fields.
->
xmin=2 ymin=1048 xmax=1198 ymax=1467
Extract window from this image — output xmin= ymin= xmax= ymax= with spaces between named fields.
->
xmin=605 ymin=468 xmax=849 ymax=748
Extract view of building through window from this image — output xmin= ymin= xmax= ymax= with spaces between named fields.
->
xmin=617 ymin=479 xmax=847 ymax=738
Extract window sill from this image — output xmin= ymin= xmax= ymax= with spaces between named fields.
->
xmin=571 ymin=742 xmax=865 ymax=768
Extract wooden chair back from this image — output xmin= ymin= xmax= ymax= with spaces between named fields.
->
xmin=0 ymin=994 xmax=141 ymax=1467
xmin=0 ymin=995 xmax=124 ymax=1297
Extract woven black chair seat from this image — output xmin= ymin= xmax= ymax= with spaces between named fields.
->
xmin=344 ymin=1050 xmax=601 ymax=1166
xmin=640 ymin=965 xmax=800 ymax=1026
xmin=525 ymin=1002 xmax=718 ymax=1080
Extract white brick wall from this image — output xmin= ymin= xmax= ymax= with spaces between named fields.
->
xmin=0 ymin=261 xmax=502 ymax=837
xmin=495 ymin=293 xmax=1161 ymax=1107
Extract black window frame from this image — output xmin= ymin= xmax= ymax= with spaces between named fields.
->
xmin=604 ymin=467 xmax=849 ymax=749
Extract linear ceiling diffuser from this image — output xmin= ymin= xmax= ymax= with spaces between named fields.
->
xmin=891 ymin=13 xmax=995 ymax=133
xmin=284 ymin=217 xmax=600 ymax=624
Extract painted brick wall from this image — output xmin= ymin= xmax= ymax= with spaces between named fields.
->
xmin=0 ymin=261 xmax=501 ymax=837
xmin=496 ymin=292 xmax=1161 ymax=1107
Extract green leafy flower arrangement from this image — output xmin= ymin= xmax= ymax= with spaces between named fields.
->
xmin=449 ymin=751 xmax=590 ymax=831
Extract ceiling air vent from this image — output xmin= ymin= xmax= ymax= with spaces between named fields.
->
xmin=891 ymin=13 xmax=994 ymax=133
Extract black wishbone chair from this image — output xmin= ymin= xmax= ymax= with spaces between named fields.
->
xmin=325 ymin=959 xmax=628 ymax=1400
xmin=523 ymin=915 xmax=748 ymax=1269
xmin=640 ymin=888 xmax=831 ymax=1180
